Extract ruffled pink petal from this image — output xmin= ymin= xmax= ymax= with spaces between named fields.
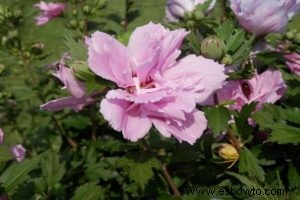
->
xmin=105 ymin=89 xmax=167 ymax=103
xmin=162 ymin=55 xmax=227 ymax=103
xmin=122 ymin=109 xmax=152 ymax=141
xmin=158 ymin=29 xmax=189 ymax=72
xmin=248 ymin=70 xmax=286 ymax=108
xmin=100 ymin=99 xmax=152 ymax=141
xmin=87 ymin=31 xmax=133 ymax=87
xmin=152 ymin=110 xmax=207 ymax=144
xmin=127 ymin=22 xmax=167 ymax=82
xmin=100 ymin=98 xmax=131 ymax=131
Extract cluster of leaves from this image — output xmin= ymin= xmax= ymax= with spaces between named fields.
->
xmin=0 ymin=0 xmax=300 ymax=200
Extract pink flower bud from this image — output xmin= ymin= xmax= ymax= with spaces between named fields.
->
xmin=229 ymin=0 xmax=297 ymax=36
xmin=10 ymin=144 xmax=26 ymax=162
xmin=34 ymin=1 xmax=66 ymax=26
xmin=0 ymin=128 xmax=3 ymax=144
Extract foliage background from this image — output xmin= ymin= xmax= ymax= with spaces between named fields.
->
xmin=0 ymin=0 xmax=300 ymax=199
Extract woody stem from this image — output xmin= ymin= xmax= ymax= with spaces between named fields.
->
xmin=162 ymin=164 xmax=182 ymax=198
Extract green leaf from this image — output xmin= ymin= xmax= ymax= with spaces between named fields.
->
xmin=42 ymin=150 xmax=66 ymax=191
xmin=227 ymin=62 xmax=255 ymax=80
xmin=65 ymin=36 xmax=87 ymax=60
xmin=214 ymin=20 xmax=235 ymax=41
xmin=117 ymin=153 xmax=161 ymax=190
xmin=285 ymin=107 xmax=300 ymax=125
xmin=187 ymin=31 xmax=202 ymax=55
xmin=70 ymin=60 xmax=95 ymax=82
xmin=268 ymin=123 xmax=300 ymax=145
xmin=203 ymin=106 xmax=230 ymax=136
xmin=33 ymin=177 xmax=46 ymax=194
xmin=226 ymin=171 xmax=258 ymax=189
xmin=72 ymin=183 xmax=104 ymax=200
xmin=234 ymin=102 xmax=257 ymax=140
xmin=0 ymin=64 xmax=4 ymax=74
xmin=70 ymin=60 xmax=108 ymax=93
xmin=288 ymin=163 xmax=300 ymax=190
xmin=239 ymin=147 xmax=265 ymax=182
xmin=0 ymin=156 xmax=41 ymax=192
xmin=225 ymin=29 xmax=245 ymax=53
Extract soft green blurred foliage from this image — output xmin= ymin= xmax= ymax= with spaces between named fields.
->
xmin=0 ymin=0 xmax=300 ymax=199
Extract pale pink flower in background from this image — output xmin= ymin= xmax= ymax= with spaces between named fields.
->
xmin=284 ymin=53 xmax=300 ymax=75
xmin=87 ymin=22 xmax=227 ymax=144
xmin=285 ymin=0 xmax=300 ymax=19
xmin=165 ymin=0 xmax=216 ymax=22
xmin=34 ymin=1 xmax=65 ymax=25
xmin=10 ymin=144 xmax=26 ymax=162
xmin=217 ymin=70 xmax=286 ymax=111
xmin=41 ymin=56 xmax=92 ymax=112
xmin=229 ymin=0 xmax=299 ymax=36
xmin=0 ymin=194 xmax=9 ymax=200
xmin=0 ymin=128 xmax=4 ymax=144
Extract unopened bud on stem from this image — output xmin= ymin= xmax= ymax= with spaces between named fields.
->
xmin=201 ymin=36 xmax=225 ymax=60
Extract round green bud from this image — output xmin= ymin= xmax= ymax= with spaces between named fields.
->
xmin=17 ymin=60 xmax=24 ymax=66
xmin=193 ymin=10 xmax=204 ymax=21
xmin=31 ymin=42 xmax=44 ymax=55
xmin=201 ymin=36 xmax=226 ymax=60
xmin=79 ymin=20 xmax=86 ymax=31
xmin=157 ymin=148 xmax=166 ymax=156
xmin=72 ymin=9 xmax=78 ymax=16
xmin=7 ymin=30 xmax=18 ymax=39
xmin=286 ymin=29 xmax=297 ymax=40
xmin=185 ymin=11 xmax=193 ymax=20
xmin=67 ymin=19 xmax=78 ymax=29
xmin=186 ymin=20 xmax=195 ymax=28
xmin=221 ymin=54 xmax=233 ymax=65
xmin=82 ymin=5 xmax=91 ymax=15
xmin=1 ymin=36 xmax=8 ymax=46
xmin=23 ymin=51 xmax=31 ymax=59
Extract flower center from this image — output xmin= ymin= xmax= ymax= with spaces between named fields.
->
xmin=241 ymin=82 xmax=251 ymax=99
xmin=127 ymin=77 xmax=155 ymax=94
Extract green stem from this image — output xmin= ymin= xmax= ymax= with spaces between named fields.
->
xmin=123 ymin=0 xmax=129 ymax=31
xmin=17 ymin=40 xmax=39 ymax=85
xmin=227 ymin=128 xmax=242 ymax=154
xmin=51 ymin=115 xmax=78 ymax=149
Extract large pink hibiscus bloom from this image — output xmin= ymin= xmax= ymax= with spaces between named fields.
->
xmin=87 ymin=23 xmax=226 ymax=144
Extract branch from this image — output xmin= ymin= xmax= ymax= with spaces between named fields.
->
xmin=162 ymin=164 xmax=182 ymax=198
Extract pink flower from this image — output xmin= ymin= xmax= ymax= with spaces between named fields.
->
xmin=34 ymin=1 xmax=65 ymax=26
xmin=87 ymin=23 xmax=226 ymax=144
xmin=285 ymin=53 xmax=300 ymax=75
xmin=0 ymin=194 xmax=9 ymax=200
xmin=217 ymin=70 xmax=286 ymax=111
xmin=229 ymin=0 xmax=292 ymax=36
xmin=285 ymin=0 xmax=300 ymax=19
xmin=0 ymin=128 xmax=3 ymax=144
xmin=10 ymin=144 xmax=26 ymax=162
xmin=41 ymin=56 xmax=92 ymax=112
xmin=165 ymin=0 xmax=216 ymax=22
